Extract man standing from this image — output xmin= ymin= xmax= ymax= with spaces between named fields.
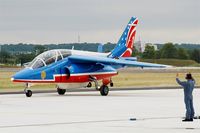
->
xmin=176 ymin=73 xmax=195 ymax=122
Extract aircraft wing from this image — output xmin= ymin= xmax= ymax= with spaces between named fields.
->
xmin=68 ymin=55 xmax=170 ymax=68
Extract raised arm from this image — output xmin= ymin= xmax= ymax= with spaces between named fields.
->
xmin=176 ymin=73 xmax=187 ymax=87
xmin=176 ymin=78 xmax=187 ymax=87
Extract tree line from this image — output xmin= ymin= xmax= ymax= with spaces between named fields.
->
xmin=0 ymin=42 xmax=200 ymax=66
xmin=0 ymin=45 xmax=46 ymax=65
xmin=135 ymin=43 xmax=200 ymax=63
xmin=0 ymin=43 xmax=115 ymax=65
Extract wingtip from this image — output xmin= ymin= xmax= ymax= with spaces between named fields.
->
xmin=165 ymin=65 xmax=173 ymax=68
xmin=160 ymin=65 xmax=173 ymax=68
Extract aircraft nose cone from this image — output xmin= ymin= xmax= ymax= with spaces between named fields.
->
xmin=11 ymin=68 xmax=32 ymax=81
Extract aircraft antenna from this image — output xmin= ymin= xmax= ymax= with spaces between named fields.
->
xmin=78 ymin=34 xmax=80 ymax=43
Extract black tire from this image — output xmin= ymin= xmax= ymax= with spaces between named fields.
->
xmin=100 ymin=85 xmax=109 ymax=96
xmin=87 ymin=82 xmax=92 ymax=88
xmin=57 ymin=88 xmax=66 ymax=95
xmin=26 ymin=90 xmax=32 ymax=97
xmin=110 ymin=82 xmax=114 ymax=87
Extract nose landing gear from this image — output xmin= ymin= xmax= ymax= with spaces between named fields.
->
xmin=25 ymin=90 xmax=32 ymax=97
xmin=24 ymin=83 xmax=32 ymax=97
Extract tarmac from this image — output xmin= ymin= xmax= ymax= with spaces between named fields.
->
xmin=0 ymin=88 xmax=200 ymax=133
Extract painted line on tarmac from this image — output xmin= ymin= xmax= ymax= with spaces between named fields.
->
xmin=1 ymin=116 xmax=198 ymax=129
xmin=130 ymin=116 xmax=181 ymax=121
xmin=0 ymin=119 xmax=127 ymax=128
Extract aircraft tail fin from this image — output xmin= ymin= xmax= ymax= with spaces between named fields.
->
xmin=108 ymin=17 xmax=138 ymax=58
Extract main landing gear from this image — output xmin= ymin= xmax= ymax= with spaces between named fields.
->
xmin=57 ymin=87 xmax=66 ymax=95
xmin=24 ymin=83 xmax=32 ymax=97
xmin=89 ymin=76 xmax=113 ymax=96
xmin=99 ymin=85 xmax=109 ymax=96
xmin=87 ymin=82 xmax=92 ymax=88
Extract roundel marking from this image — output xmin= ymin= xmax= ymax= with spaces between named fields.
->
xmin=41 ymin=71 xmax=46 ymax=79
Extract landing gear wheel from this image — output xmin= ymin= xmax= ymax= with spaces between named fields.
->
xmin=110 ymin=82 xmax=114 ymax=87
xmin=57 ymin=88 xmax=66 ymax=95
xmin=87 ymin=82 xmax=92 ymax=87
xmin=25 ymin=90 xmax=32 ymax=97
xmin=100 ymin=85 xmax=109 ymax=96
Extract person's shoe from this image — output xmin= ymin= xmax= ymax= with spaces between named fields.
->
xmin=194 ymin=116 xmax=200 ymax=119
xmin=182 ymin=118 xmax=193 ymax=122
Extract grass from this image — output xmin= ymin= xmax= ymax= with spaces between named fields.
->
xmin=0 ymin=64 xmax=21 ymax=68
xmin=113 ymin=72 xmax=200 ymax=87
xmin=1 ymin=69 xmax=200 ymax=91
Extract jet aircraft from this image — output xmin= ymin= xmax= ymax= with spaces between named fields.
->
xmin=11 ymin=17 xmax=168 ymax=97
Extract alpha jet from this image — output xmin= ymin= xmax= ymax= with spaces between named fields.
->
xmin=11 ymin=17 xmax=168 ymax=97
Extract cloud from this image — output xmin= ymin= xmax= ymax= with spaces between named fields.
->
xmin=0 ymin=0 xmax=199 ymax=43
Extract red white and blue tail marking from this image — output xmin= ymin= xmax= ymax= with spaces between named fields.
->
xmin=109 ymin=17 xmax=138 ymax=58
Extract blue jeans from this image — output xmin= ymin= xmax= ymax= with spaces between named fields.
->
xmin=184 ymin=97 xmax=195 ymax=119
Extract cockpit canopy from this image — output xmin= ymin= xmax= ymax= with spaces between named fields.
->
xmin=28 ymin=50 xmax=71 ymax=69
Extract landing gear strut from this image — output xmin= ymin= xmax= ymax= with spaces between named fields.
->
xmin=89 ymin=75 xmax=100 ymax=90
xmin=57 ymin=87 xmax=66 ymax=95
xmin=24 ymin=83 xmax=32 ymax=97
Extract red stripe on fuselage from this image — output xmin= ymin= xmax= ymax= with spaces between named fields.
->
xmin=13 ymin=73 xmax=118 ymax=83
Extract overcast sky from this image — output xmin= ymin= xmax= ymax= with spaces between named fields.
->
xmin=0 ymin=0 xmax=199 ymax=44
